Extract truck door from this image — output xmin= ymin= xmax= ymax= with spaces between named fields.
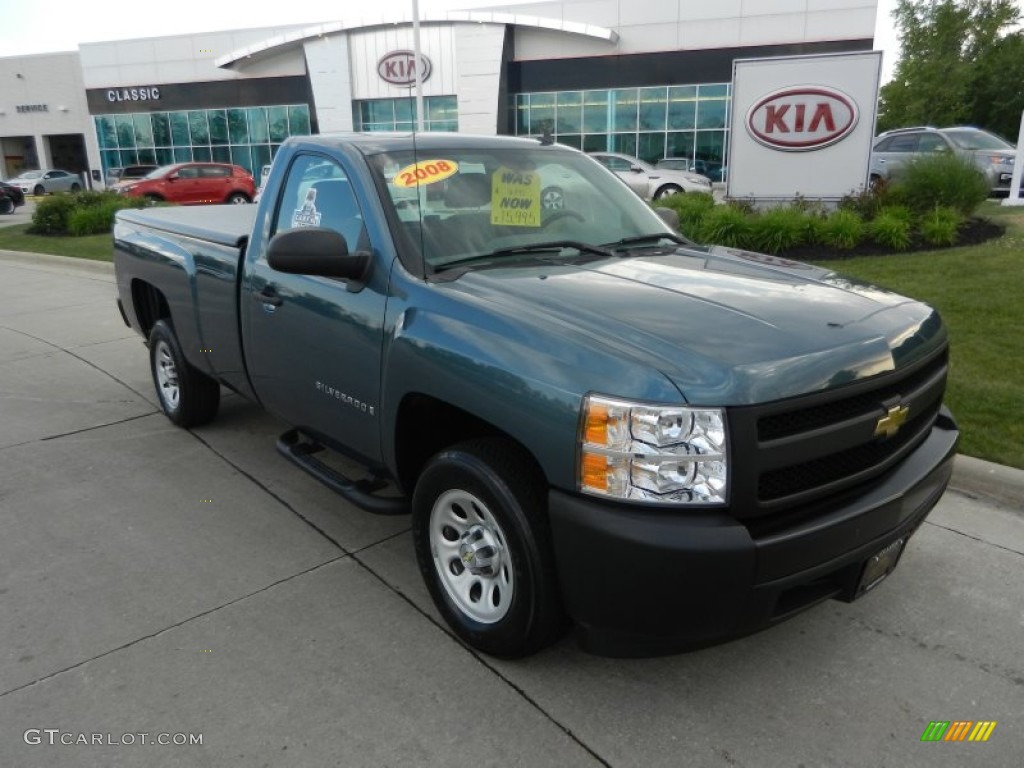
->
xmin=243 ymin=153 xmax=387 ymax=464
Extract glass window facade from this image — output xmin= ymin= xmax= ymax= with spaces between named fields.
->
xmin=352 ymin=95 xmax=458 ymax=132
xmin=514 ymin=84 xmax=730 ymax=179
xmin=94 ymin=104 xmax=311 ymax=181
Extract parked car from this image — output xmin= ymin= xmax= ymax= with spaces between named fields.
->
xmin=10 ymin=169 xmax=82 ymax=196
xmin=589 ymin=152 xmax=712 ymax=200
xmin=106 ymin=164 xmax=158 ymax=188
xmin=117 ymin=162 xmax=255 ymax=205
xmin=870 ymin=126 xmax=1016 ymax=194
xmin=0 ymin=180 xmax=26 ymax=214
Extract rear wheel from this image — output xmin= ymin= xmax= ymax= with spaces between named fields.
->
xmin=33 ymin=185 xmax=45 ymax=196
xmin=654 ymin=184 xmax=682 ymax=200
xmin=0 ymin=197 xmax=13 ymax=215
xmin=148 ymin=319 xmax=220 ymax=428
xmin=145 ymin=194 xmax=163 ymax=205
xmin=70 ymin=183 xmax=81 ymax=192
xmin=412 ymin=438 xmax=566 ymax=658
xmin=226 ymin=192 xmax=249 ymax=205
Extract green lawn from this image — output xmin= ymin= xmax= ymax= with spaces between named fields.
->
xmin=812 ymin=201 xmax=1024 ymax=469
xmin=0 ymin=223 xmax=113 ymax=261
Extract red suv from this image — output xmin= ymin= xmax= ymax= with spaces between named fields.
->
xmin=118 ymin=163 xmax=255 ymax=205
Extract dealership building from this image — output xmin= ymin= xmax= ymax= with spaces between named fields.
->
xmin=0 ymin=0 xmax=878 ymax=185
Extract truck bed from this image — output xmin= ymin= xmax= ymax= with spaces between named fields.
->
xmin=116 ymin=205 xmax=256 ymax=248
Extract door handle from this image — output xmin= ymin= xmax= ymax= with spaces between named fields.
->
xmin=878 ymin=159 xmax=886 ymax=164
xmin=254 ymin=286 xmax=283 ymax=307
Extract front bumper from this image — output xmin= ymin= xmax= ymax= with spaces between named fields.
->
xmin=549 ymin=410 xmax=959 ymax=657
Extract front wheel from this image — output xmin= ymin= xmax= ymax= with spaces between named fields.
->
xmin=148 ymin=319 xmax=220 ymax=427
xmin=654 ymin=184 xmax=682 ymax=200
xmin=33 ymin=185 xmax=45 ymax=196
xmin=412 ymin=438 xmax=566 ymax=658
xmin=70 ymin=183 xmax=81 ymax=192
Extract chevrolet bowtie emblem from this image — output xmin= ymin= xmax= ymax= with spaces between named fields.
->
xmin=875 ymin=404 xmax=910 ymax=438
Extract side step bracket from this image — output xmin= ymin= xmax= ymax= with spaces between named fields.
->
xmin=276 ymin=429 xmax=409 ymax=515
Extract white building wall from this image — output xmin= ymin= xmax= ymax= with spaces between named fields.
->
xmin=347 ymin=24 xmax=459 ymax=101
xmin=79 ymin=26 xmax=308 ymax=89
xmin=304 ymin=36 xmax=354 ymax=133
xmin=453 ymin=24 xmax=507 ymax=135
xmin=0 ymin=52 xmax=98 ymax=182
xmin=485 ymin=0 xmax=878 ymax=59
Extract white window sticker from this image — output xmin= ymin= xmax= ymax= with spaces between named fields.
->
xmin=291 ymin=188 xmax=322 ymax=228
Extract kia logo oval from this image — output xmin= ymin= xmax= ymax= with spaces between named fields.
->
xmin=746 ymin=86 xmax=859 ymax=151
xmin=378 ymin=51 xmax=432 ymax=87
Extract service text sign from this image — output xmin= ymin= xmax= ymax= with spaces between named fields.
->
xmin=728 ymin=52 xmax=882 ymax=201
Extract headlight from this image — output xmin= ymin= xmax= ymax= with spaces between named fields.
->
xmin=579 ymin=394 xmax=728 ymax=504
xmin=989 ymin=155 xmax=1012 ymax=166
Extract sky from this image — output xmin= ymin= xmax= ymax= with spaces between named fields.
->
xmin=0 ymin=0 xmax=1019 ymax=83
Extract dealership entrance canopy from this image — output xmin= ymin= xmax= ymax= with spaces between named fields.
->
xmin=0 ymin=1 xmax=878 ymax=186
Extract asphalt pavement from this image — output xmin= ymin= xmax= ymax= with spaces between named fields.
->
xmin=0 ymin=250 xmax=1022 ymax=768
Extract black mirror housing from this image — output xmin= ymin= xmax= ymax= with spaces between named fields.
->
xmin=267 ymin=227 xmax=370 ymax=291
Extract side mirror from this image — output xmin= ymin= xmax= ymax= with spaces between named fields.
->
xmin=654 ymin=207 xmax=680 ymax=232
xmin=267 ymin=227 xmax=370 ymax=291
xmin=630 ymin=165 xmax=644 ymax=173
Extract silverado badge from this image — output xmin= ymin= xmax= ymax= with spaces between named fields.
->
xmin=874 ymin=404 xmax=910 ymax=438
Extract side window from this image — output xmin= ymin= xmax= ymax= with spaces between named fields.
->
xmin=887 ymin=134 xmax=920 ymax=153
xmin=177 ymin=166 xmax=200 ymax=179
xmin=201 ymin=166 xmax=231 ymax=178
xmin=917 ymin=134 xmax=949 ymax=153
xmin=273 ymin=154 xmax=366 ymax=252
xmin=601 ymin=156 xmax=632 ymax=172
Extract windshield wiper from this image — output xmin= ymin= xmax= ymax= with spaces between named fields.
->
xmin=436 ymin=240 xmax=613 ymax=271
xmin=603 ymin=232 xmax=691 ymax=250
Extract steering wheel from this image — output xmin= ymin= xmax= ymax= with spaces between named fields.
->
xmin=541 ymin=210 xmax=585 ymax=229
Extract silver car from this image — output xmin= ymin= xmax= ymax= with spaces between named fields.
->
xmin=11 ymin=169 xmax=83 ymax=196
xmin=589 ymin=152 xmax=712 ymax=200
xmin=870 ymin=126 xmax=1016 ymax=194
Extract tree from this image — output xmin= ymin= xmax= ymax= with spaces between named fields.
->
xmin=878 ymin=0 xmax=1024 ymax=140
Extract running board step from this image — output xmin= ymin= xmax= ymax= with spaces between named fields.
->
xmin=276 ymin=429 xmax=408 ymax=515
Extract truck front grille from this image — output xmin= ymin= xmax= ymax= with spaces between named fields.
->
xmin=728 ymin=347 xmax=948 ymax=518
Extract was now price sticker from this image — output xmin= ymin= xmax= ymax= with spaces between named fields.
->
xmin=392 ymin=159 xmax=459 ymax=188
xmin=491 ymin=167 xmax=541 ymax=227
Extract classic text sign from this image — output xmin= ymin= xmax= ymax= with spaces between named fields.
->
xmin=378 ymin=51 xmax=432 ymax=87
xmin=746 ymin=86 xmax=858 ymax=151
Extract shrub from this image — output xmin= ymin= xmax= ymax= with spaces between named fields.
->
xmin=28 ymin=194 xmax=79 ymax=234
xmin=889 ymin=153 xmax=989 ymax=216
xmin=820 ymin=210 xmax=865 ymax=250
xmin=869 ymin=211 xmax=912 ymax=251
xmin=839 ymin=185 xmax=892 ymax=220
xmin=697 ymin=204 xmax=751 ymax=248
xmin=653 ymin=192 xmax=715 ymax=239
xmin=748 ymin=206 xmax=809 ymax=254
xmin=29 ymin=191 xmax=148 ymax=235
xmin=919 ymin=206 xmax=963 ymax=247
xmin=877 ymin=204 xmax=913 ymax=224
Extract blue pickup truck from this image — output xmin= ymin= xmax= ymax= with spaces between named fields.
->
xmin=113 ymin=133 xmax=959 ymax=657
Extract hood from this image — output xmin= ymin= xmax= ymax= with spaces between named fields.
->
xmin=446 ymin=246 xmax=945 ymax=405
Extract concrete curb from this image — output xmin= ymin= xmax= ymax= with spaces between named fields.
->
xmin=950 ymin=454 xmax=1024 ymax=511
xmin=0 ymin=248 xmax=113 ymax=275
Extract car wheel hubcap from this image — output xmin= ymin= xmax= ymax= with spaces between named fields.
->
xmin=430 ymin=489 xmax=514 ymax=624
xmin=154 ymin=340 xmax=180 ymax=410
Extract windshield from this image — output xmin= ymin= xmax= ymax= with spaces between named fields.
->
xmin=944 ymin=129 xmax=1014 ymax=151
xmin=368 ymin=145 xmax=677 ymax=271
xmin=18 ymin=170 xmax=44 ymax=179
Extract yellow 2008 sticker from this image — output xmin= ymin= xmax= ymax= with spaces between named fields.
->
xmin=392 ymin=159 xmax=459 ymax=188
xmin=491 ymin=167 xmax=541 ymax=227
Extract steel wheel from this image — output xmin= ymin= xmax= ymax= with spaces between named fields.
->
xmin=429 ymin=489 xmax=515 ymax=624
xmin=153 ymin=339 xmax=180 ymax=412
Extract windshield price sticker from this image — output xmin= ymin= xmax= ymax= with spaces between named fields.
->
xmin=491 ymin=168 xmax=541 ymax=227
xmin=393 ymin=159 xmax=459 ymax=188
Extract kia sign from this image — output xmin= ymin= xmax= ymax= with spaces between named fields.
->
xmin=746 ymin=87 xmax=858 ymax=151
xmin=378 ymin=51 xmax=432 ymax=87
xmin=728 ymin=52 xmax=882 ymax=201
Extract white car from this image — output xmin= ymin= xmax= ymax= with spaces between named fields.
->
xmin=589 ymin=152 xmax=712 ymax=200
xmin=11 ymin=169 xmax=83 ymax=196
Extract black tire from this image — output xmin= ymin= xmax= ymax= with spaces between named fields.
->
xmin=145 ymin=194 xmax=163 ymax=205
xmin=869 ymin=175 xmax=885 ymax=193
xmin=0 ymin=197 xmax=13 ymax=215
xmin=654 ymin=184 xmax=682 ymax=200
xmin=226 ymin=192 xmax=250 ymax=205
xmin=71 ymin=183 xmax=81 ymax=192
xmin=412 ymin=438 xmax=566 ymax=658
xmin=148 ymin=319 xmax=220 ymax=428
xmin=33 ymin=185 xmax=45 ymax=196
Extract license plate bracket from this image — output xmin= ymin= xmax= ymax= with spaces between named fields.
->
xmin=857 ymin=538 xmax=906 ymax=595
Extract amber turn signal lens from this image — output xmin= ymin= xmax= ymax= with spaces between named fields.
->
xmin=584 ymin=402 xmax=609 ymax=445
xmin=580 ymin=452 xmax=608 ymax=492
